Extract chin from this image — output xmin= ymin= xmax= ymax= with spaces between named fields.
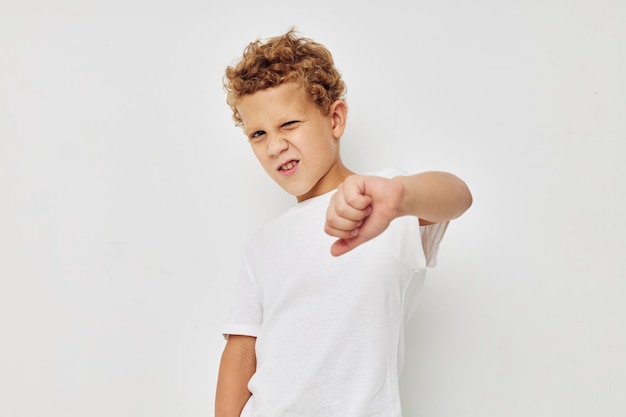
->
xmin=283 ymin=187 xmax=308 ymax=198
xmin=279 ymin=183 xmax=312 ymax=200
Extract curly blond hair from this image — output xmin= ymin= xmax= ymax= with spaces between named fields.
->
xmin=223 ymin=28 xmax=347 ymax=126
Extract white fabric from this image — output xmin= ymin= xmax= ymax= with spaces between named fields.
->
xmin=223 ymin=169 xmax=448 ymax=417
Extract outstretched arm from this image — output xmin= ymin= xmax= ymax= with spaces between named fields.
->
xmin=215 ymin=335 xmax=257 ymax=417
xmin=325 ymin=171 xmax=472 ymax=256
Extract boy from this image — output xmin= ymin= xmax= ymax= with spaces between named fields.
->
xmin=216 ymin=29 xmax=472 ymax=417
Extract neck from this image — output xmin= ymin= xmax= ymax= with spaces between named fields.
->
xmin=296 ymin=162 xmax=355 ymax=203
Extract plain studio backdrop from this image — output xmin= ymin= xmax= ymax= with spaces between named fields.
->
xmin=1 ymin=1 xmax=625 ymax=416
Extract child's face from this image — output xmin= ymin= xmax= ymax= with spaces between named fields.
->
xmin=237 ymin=82 xmax=349 ymax=202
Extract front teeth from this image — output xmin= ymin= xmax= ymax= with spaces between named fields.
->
xmin=281 ymin=161 xmax=297 ymax=170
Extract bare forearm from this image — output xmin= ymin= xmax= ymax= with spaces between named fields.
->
xmin=215 ymin=335 xmax=257 ymax=417
xmin=393 ymin=171 xmax=472 ymax=223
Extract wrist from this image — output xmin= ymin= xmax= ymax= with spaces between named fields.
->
xmin=391 ymin=175 xmax=414 ymax=218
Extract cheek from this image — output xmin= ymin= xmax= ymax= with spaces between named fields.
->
xmin=251 ymin=146 xmax=275 ymax=172
xmin=250 ymin=143 xmax=265 ymax=160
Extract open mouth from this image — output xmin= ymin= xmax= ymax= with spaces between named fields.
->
xmin=279 ymin=160 xmax=299 ymax=171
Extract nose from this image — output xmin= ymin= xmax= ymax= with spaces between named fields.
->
xmin=267 ymin=134 xmax=288 ymax=157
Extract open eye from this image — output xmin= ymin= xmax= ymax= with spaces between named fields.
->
xmin=250 ymin=130 xmax=266 ymax=140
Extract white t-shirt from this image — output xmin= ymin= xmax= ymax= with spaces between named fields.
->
xmin=223 ymin=169 xmax=448 ymax=417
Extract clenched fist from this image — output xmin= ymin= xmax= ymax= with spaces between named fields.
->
xmin=325 ymin=175 xmax=404 ymax=256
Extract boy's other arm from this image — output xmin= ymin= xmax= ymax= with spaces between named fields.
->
xmin=325 ymin=171 xmax=472 ymax=256
xmin=215 ymin=335 xmax=257 ymax=417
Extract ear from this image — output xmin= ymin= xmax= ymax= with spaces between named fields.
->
xmin=329 ymin=100 xmax=348 ymax=139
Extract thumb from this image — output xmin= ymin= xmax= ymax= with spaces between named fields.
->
xmin=330 ymin=235 xmax=367 ymax=257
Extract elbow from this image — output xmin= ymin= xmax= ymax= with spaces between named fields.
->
xmin=455 ymin=180 xmax=473 ymax=218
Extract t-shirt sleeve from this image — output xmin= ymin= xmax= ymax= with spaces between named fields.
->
xmin=420 ymin=221 xmax=449 ymax=267
xmin=222 ymin=259 xmax=263 ymax=339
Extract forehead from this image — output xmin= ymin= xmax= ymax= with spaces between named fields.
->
xmin=237 ymin=82 xmax=315 ymax=126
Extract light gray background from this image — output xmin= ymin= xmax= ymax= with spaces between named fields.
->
xmin=1 ymin=1 xmax=625 ymax=416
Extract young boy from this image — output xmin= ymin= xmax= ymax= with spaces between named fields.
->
xmin=215 ymin=29 xmax=472 ymax=417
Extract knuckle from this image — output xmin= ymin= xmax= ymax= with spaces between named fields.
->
xmin=344 ymin=193 xmax=361 ymax=207
xmin=334 ymin=203 xmax=350 ymax=217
